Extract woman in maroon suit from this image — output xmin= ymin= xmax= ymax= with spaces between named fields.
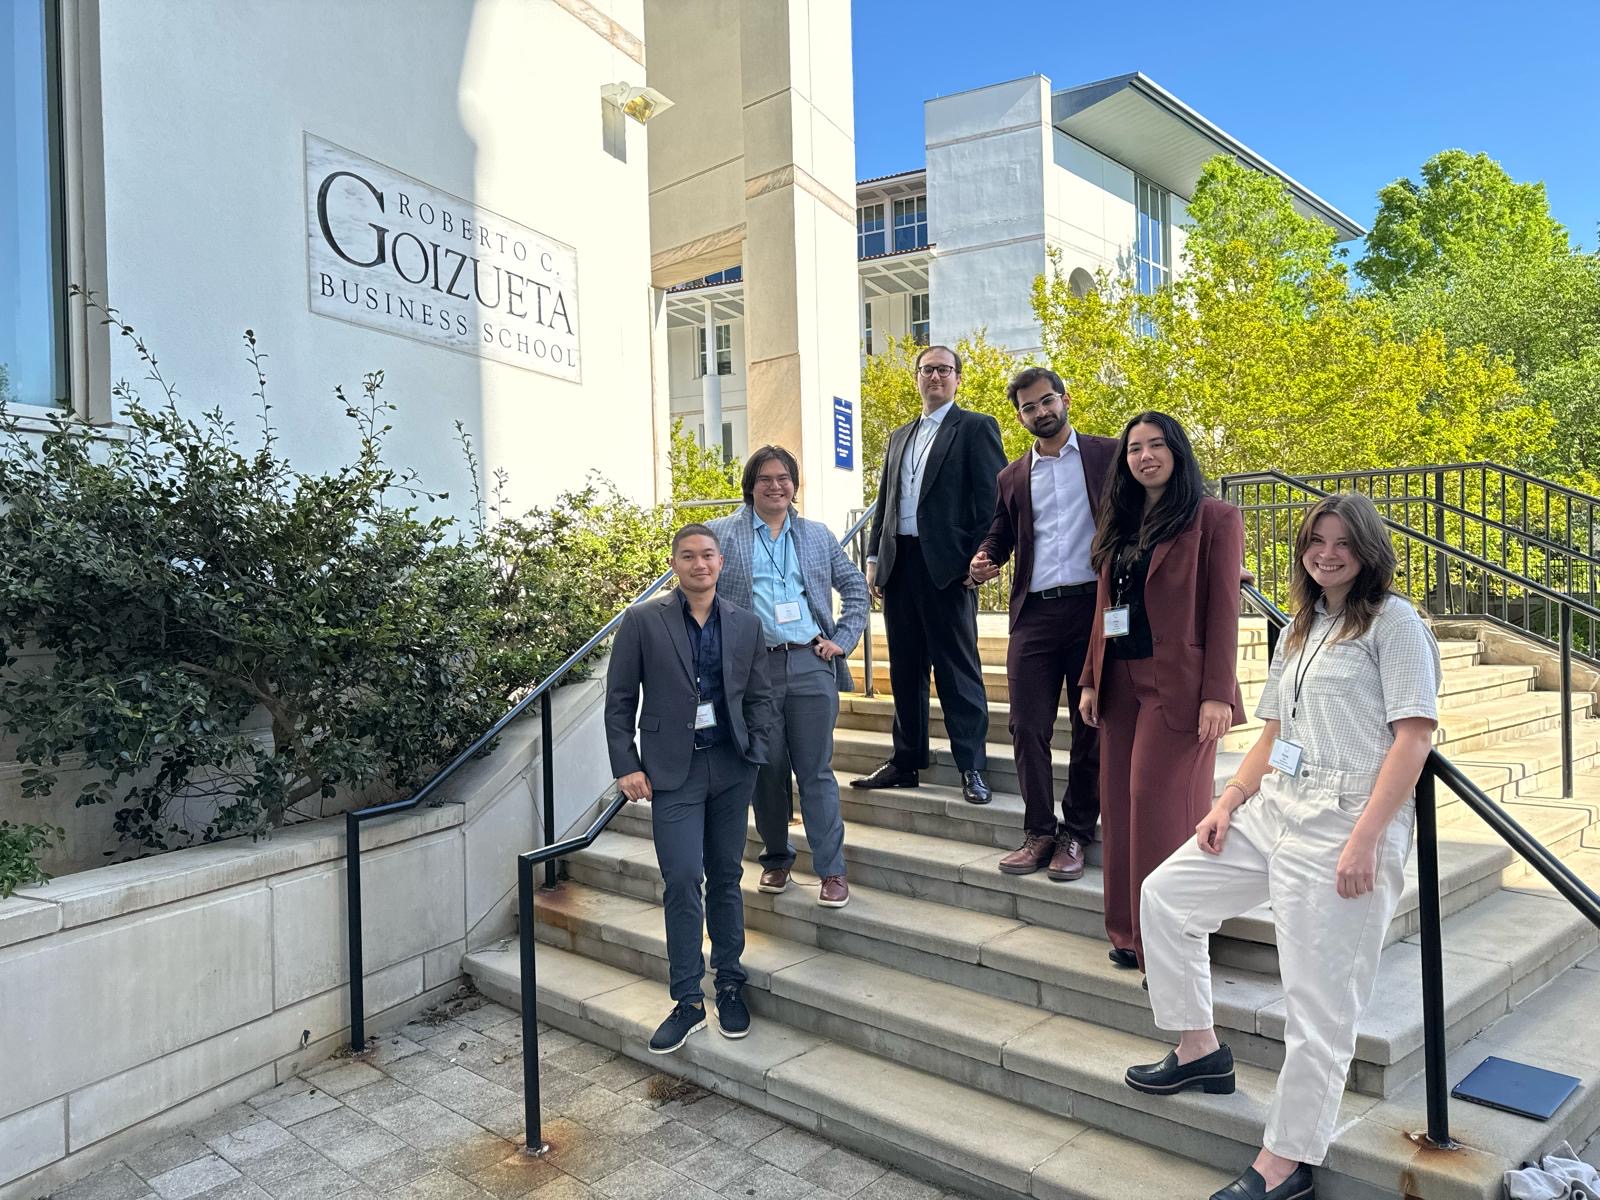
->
xmin=1079 ymin=412 xmax=1244 ymax=973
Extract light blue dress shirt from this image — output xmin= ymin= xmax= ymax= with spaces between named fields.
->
xmin=751 ymin=511 xmax=823 ymax=647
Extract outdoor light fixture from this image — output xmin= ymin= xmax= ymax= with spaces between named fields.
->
xmin=600 ymin=82 xmax=674 ymax=124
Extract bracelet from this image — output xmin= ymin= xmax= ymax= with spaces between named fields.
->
xmin=1221 ymin=776 xmax=1251 ymax=797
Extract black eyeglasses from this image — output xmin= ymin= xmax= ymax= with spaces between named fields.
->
xmin=916 ymin=364 xmax=957 ymax=378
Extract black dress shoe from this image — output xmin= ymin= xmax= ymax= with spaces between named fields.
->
xmin=1108 ymin=947 xmax=1139 ymax=970
xmin=1210 ymin=1163 xmax=1314 ymax=1200
xmin=961 ymin=770 xmax=991 ymax=805
xmin=850 ymin=761 xmax=919 ymax=789
xmin=1125 ymin=1044 xmax=1235 ymax=1095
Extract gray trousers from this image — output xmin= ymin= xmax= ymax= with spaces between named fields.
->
xmin=650 ymin=740 xmax=757 ymax=1002
xmin=754 ymin=647 xmax=847 ymax=879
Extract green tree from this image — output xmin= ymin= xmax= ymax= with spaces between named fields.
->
xmin=1033 ymin=156 xmax=1545 ymax=479
xmin=666 ymin=417 xmax=742 ymax=523
xmin=1358 ymin=150 xmax=1569 ymax=293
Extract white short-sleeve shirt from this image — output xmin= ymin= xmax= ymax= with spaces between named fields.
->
xmin=1256 ymin=594 xmax=1442 ymax=774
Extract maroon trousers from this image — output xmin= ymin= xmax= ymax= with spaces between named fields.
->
xmin=1006 ymin=592 xmax=1100 ymax=842
xmin=1098 ymin=656 xmax=1219 ymax=968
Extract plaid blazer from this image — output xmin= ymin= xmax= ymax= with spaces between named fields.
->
xmin=707 ymin=505 xmax=869 ymax=692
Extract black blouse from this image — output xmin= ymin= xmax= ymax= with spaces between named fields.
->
xmin=1107 ymin=544 xmax=1155 ymax=660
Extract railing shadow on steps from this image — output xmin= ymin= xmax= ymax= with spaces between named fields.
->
xmin=341 ymin=503 xmax=874 ymax=1153
xmin=1240 ymin=581 xmax=1600 ymax=1152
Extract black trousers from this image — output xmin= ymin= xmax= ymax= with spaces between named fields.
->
xmin=1007 ymin=592 xmax=1100 ymax=841
xmin=883 ymin=536 xmax=989 ymax=772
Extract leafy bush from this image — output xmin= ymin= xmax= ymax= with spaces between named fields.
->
xmin=0 ymin=297 xmax=668 ymax=873
xmin=667 ymin=417 xmax=741 ymax=524
xmin=0 ymin=821 xmax=63 ymax=898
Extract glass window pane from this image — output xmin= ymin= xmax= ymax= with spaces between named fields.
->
xmin=1 ymin=0 xmax=66 ymax=409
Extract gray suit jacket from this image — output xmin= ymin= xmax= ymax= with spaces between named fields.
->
xmin=604 ymin=591 xmax=775 ymax=793
xmin=706 ymin=505 xmax=869 ymax=691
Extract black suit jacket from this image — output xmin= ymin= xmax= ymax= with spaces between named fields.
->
xmin=977 ymin=430 xmax=1119 ymax=629
xmin=867 ymin=403 xmax=1008 ymax=590
xmin=604 ymin=591 xmax=775 ymax=792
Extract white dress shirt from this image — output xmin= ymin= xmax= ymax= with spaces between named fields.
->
xmin=896 ymin=399 xmax=954 ymax=537
xmin=1027 ymin=429 xmax=1097 ymax=590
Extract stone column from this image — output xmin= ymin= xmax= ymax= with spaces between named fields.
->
xmin=738 ymin=0 xmax=861 ymax=531
xmin=700 ymin=297 xmax=723 ymax=456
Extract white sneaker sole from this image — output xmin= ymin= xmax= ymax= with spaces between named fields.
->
xmin=757 ymin=880 xmax=789 ymax=894
xmin=816 ymin=895 xmax=849 ymax=908
xmin=647 ymin=1018 xmax=705 ymax=1054
xmin=717 ymin=1021 xmax=750 ymax=1039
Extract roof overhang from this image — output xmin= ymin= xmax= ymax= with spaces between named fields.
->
xmin=1050 ymin=73 xmax=1366 ymax=242
xmin=664 ymin=282 xmax=744 ymax=328
xmin=857 ymin=169 xmax=927 ymax=205
xmin=859 ymin=248 xmax=933 ymax=296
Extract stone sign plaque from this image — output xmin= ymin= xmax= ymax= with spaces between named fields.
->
xmin=304 ymin=133 xmax=580 ymax=381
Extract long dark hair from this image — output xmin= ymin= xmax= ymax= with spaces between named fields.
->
xmin=1090 ymin=411 xmax=1205 ymax=571
xmin=1282 ymin=492 xmax=1400 ymax=654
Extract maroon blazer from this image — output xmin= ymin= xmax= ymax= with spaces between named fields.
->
xmin=976 ymin=430 xmax=1119 ymax=630
xmin=1081 ymin=497 xmax=1247 ymax=734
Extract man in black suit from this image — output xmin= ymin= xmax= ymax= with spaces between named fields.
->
xmin=852 ymin=344 xmax=1007 ymax=805
xmin=605 ymin=524 xmax=775 ymax=1054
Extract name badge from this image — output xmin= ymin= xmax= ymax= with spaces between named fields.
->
xmin=1268 ymin=737 xmax=1304 ymax=775
xmin=695 ymin=702 xmax=718 ymax=731
xmin=1103 ymin=606 xmax=1131 ymax=637
xmin=774 ymin=600 xmax=804 ymax=625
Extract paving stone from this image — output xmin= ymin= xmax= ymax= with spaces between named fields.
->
xmin=525 ymin=1180 xmax=596 ymax=1200
xmin=475 ymin=1102 xmax=532 ymax=1141
xmin=193 ymin=1109 xmax=267 ymax=1143
xmin=207 ymin=1121 xmax=296 ymax=1165
xmin=798 ymin=1149 xmax=886 ymax=1198
xmin=533 ymin=1030 xmax=582 ymax=1060
xmin=370 ymin=1095 xmax=493 ymax=1154
xmin=414 ymin=1067 xmax=522 ymax=1121
xmin=420 ymin=1027 xmax=492 ymax=1058
xmin=149 ymin=1157 xmax=243 ymax=1200
xmin=852 ymin=1174 xmax=943 ymax=1200
xmin=553 ymin=1085 xmax=629 ymax=1124
xmin=717 ymin=1167 xmax=813 ymax=1200
xmin=629 ymin=1118 xmax=711 ymax=1166
xmin=356 ymin=1148 xmax=439 ymax=1192
xmin=250 ymin=1081 xmax=314 ymax=1111
xmin=341 ymin=1079 xmax=419 ymax=1116
xmin=257 ymin=1090 xmax=346 ymax=1128
xmin=128 ymin=1134 xmax=213 ymax=1182
xmin=455 ymin=1003 xmax=520 ymax=1033
xmin=580 ymin=1057 xmax=654 ymax=1091
xmin=437 ymin=1133 xmax=519 ymax=1177
xmin=303 ymin=1062 xmax=388 ymax=1098
xmin=260 ymin=1160 xmax=361 ymax=1200
xmin=586 ymin=1102 xmax=671 ymax=1141
xmin=58 ymin=1164 xmax=152 ymax=1200
xmin=385 ymin=1053 xmax=457 ymax=1087
xmin=748 ymin=1126 xmax=829 ymax=1174
xmin=466 ymin=1153 xmax=562 ymax=1199
xmin=292 ymin=1110 xmax=378 ymax=1154
xmin=545 ymin=1126 xmax=641 ymax=1184
xmin=544 ymin=1043 xmax=617 ymax=1075
xmin=705 ymin=1108 xmax=784 ymax=1150
xmin=366 ymin=1035 xmax=428 ymax=1066
xmin=188 ymin=1179 xmax=273 ymax=1200
xmin=481 ymin=1019 xmax=526 ymax=1047
xmin=321 ymin=1125 xmax=407 ymax=1172
xmin=590 ymin=1158 xmax=686 ymax=1200
xmin=676 ymin=1142 xmax=759 ymax=1191
xmin=391 ymin=1169 xmax=482 ymax=1200
xmin=238 ymin=1145 xmax=330 ymax=1188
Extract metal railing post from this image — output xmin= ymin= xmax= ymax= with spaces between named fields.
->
xmin=1413 ymin=766 xmax=1457 ymax=1150
xmin=1431 ymin=468 xmax=1448 ymax=615
xmin=541 ymin=691 xmax=558 ymax=888
xmin=517 ymin=856 xmax=549 ymax=1155
xmin=1561 ymin=602 xmax=1574 ymax=799
xmin=346 ymin=811 xmax=366 ymax=1051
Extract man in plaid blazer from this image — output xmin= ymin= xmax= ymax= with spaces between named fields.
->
xmin=708 ymin=446 xmax=869 ymax=907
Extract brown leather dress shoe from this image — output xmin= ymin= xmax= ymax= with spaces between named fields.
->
xmin=818 ymin=875 xmax=850 ymax=907
xmin=998 ymin=833 xmax=1057 ymax=875
xmin=758 ymin=867 xmax=790 ymax=894
xmin=1047 ymin=836 xmax=1087 ymax=881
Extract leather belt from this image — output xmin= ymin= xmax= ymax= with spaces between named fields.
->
xmin=1030 ymin=582 xmax=1096 ymax=599
xmin=767 ymin=639 xmax=819 ymax=652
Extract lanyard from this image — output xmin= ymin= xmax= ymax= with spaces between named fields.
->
xmin=757 ymin=523 xmax=793 ymax=587
xmin=907 ymin=417 xmax=939 ymax=482
xmin=1112 ymin=544 xmax=1145 ymax=607
xmin=1291 ymin=615 xmax=1339 ymax=720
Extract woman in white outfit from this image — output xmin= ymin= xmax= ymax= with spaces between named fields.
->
xmin=1125 ymin=491 xmax=1442 ymax=1200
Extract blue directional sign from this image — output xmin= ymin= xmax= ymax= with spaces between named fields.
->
xmin=833 ymin=396 xmax=854 ymax=469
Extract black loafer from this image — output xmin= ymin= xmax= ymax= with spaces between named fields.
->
xmin=851 ymin=761 xmax=919 ymax=789
xmin=1108 ymin=947 xmax=1139 ymax=969
xmin=1125 ymin=1044 xmax=1235 ymax=1095
xmin=1210 ymin=1163 xmax=1314 ymax=1200
xmin=961 ymin=770 xmax=992 ymax=805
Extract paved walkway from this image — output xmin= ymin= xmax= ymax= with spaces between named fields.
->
xmin=51 ymin=992 xmax=978 ymax=1200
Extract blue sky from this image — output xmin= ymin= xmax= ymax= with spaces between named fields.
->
xmin=851 ymin=0 xmax=1600 ymax=251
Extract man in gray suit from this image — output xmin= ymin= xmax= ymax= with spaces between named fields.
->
xmin=605 ymin=524 xmax=775 ymax=1054
xmin=709 ymin=446 xmax=869 ymax=908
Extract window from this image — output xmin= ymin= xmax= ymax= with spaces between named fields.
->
xmin=696 ymin=421 xmax=734 ymax=459
xmin=857 ymin=204 xmax=885 ymax=258
xmin=2 ymin=0 xmax=68 ymax=410
xmin=862 ymin=301 xmax=873 ymax=356
xmin=893 ymin=195 xmax=928 ymax=252
xmin=701 ymin=266 xmax=741 ymax=286
xmin=1134 ymin=177 xmax=1169 ymax=296
xmin=694 ymin=323 xmax=732 ymax=377
xmin=910 ymin=293 xmax=930 ymax=346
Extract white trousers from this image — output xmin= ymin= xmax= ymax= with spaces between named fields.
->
xmin=1141 ymin=765 xmax=1413 ymax=1165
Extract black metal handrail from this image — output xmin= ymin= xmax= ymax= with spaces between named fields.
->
xmin=1243 ymin=582 xmax=1600 ymax=1151
xmin=507 ymin=504 xmax=875 ymax=1152
xmin=1225 ymin=470 xmax=1600 ymax=796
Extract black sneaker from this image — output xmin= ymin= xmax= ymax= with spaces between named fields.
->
xmin=648 ymin=1000 xmax=706 ymax=1054
xmin=716 ymin=986 xmax=751 ymax=1039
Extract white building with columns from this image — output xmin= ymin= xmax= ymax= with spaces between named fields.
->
xmin=667 ymin=70 xmax=1364 ymax=458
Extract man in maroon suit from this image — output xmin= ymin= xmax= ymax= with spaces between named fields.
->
xmin=969 ymin=368 xmax=1117 ymax=880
